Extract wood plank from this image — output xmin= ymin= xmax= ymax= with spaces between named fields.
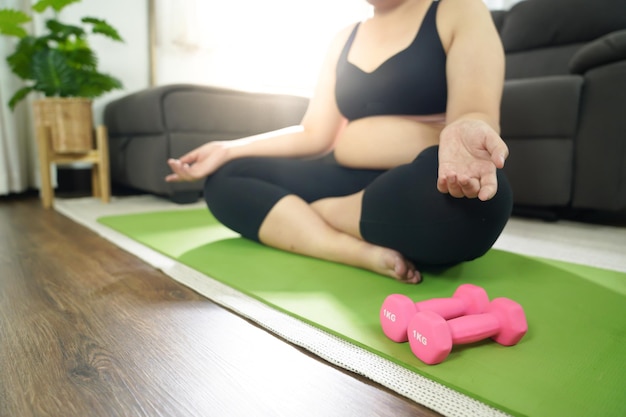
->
xmin=0 ymin=194 xmax=441 ymax=417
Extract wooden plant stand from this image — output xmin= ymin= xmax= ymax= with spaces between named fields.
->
xmin=37 ymin=124 xmax=111 ymax=209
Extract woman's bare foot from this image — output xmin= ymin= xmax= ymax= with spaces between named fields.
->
xmin=368 ymin=245 xmax=421 ymax=284
xmin=311 ymin=193 xmax=421 ymax=283
xmin=259 ymin=195 xmax=421 ymax=284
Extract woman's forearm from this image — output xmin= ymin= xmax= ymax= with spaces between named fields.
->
xmin=446 ymin=111 xmax=501 ymax=135
xmin=224 ymin=125 xmax=333 ymax=162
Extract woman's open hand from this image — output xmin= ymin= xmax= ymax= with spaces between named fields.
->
xmin=165 ymin=141 xmax=230 ymax=182
xmin=437 ymin=119 xmax=509 ymax=201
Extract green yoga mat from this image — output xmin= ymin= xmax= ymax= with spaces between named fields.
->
xmin=98 ymin=209 xmax=626 ymax=417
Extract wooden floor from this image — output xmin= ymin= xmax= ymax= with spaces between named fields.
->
xmin=0 ymin=193 xmax=441 ymax=417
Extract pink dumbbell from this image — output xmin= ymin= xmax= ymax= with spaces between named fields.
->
xmin=380 ymin=284 xmax=490 ymax=342
xmin=407 ymin=297 xmax=528 ymax=365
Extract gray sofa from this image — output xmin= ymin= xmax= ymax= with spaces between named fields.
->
xmin=492 ymin=0 xmax=626 ymax=214
xmin=104 ymin=85 xmax=308 ymax=203
xmin=104 ymin=0 xmax=626 ymax=213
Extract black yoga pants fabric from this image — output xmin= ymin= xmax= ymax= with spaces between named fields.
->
xmin=203 ymin=146 xmax=513 ymax=269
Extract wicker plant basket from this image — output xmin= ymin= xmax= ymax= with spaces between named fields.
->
xmin=33 ymin=98 xmax=94 ymax=153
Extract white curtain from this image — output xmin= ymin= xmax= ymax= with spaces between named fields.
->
xmin=0 ymin=0 xmax=39 ymax=195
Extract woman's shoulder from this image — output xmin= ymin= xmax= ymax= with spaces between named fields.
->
xmin=437 ymin=0 xmax=497 ymax=48
xmin=437 ymin=0 xmax=493 ymax=28
xmin=322 ymin=22 xmax=361 ymax=62
xmin=438 ymin=0 xmax=494 ymax=25
xmin=438 ymin=0 xmax=491 ymax=13
xmin=332 ymin=22 xmax=361 ymax=48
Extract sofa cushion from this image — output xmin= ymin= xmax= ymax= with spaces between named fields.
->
xmin=162 ymin=89 xmax=308 ymax=135
xmin=499 ymin=0 xmax=626 ymax=53
xmin=505 ymin=43 xmax=585 ymax=79
xmin=104 ymin=84 xmax=309 ymax=137
xmin=569 ymin=29 xmax=626 ymax=74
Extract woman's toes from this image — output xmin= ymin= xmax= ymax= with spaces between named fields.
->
xmin=389 ymin=255 xmax=419 ymax=284
xmin=406 ymin=269 xmax=422 ymax=284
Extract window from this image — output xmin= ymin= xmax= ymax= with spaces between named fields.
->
xmin=154 ymin=0 xmax=370 ymax=95
xmin=152 ymin=0 xmax=522 ymax=95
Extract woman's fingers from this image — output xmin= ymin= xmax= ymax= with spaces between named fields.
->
xmin=438 ymin=173 xmax=481 ymax=199
xmin=166 ymin=159 xmax=194 ymax=182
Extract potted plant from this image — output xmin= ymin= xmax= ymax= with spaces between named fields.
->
xmin=0 ymin=0 xmax=124 ymax=153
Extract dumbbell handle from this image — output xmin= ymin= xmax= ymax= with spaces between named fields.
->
xmin=415 ymin=298 xmax=469 ymax=319
xmin=447 ymin=314 xmax=501 ymax=345
xmin=381 ymin=284 xmax=489 ymax=343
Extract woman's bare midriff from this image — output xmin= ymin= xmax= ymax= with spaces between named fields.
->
xmin=333 ymin=115 xmax=445 ymax=169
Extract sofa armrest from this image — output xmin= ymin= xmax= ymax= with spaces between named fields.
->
xmin=572 ymin=60 xmax=626 ymax=210
xmin=569 ymin=29 xmax=626 ymax=74
xmin=500 ymin=75 xmax=583 ymax=139
xmin=104 ymin=83 xmax=310 ymax=138
xmin=104 ymin=84 xmax=201 ymax=135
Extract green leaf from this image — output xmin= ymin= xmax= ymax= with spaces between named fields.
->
xmin=6 ymin=36 xmax=38 ymax=80
xmin=3 ymin=2 xmax=125 ymax=105
xmin=0 ymin=9 xmax=31 ymax=38
xmin=8 ymin=86 xmax=34 ymax=111
xmin=82 ymin=17 xmax=123 ymax=42
xmin=46 ymin=19 xmax=85 ymax=42
xmin=8 ymin=87 xmax=33 ymax=110
xmin=32 ymin=0 xmax=81 ymax=13
xmin=31 ymin=49 xmax=77 ymax=96
xmin=64 ymin=47 xmax=98 ymax=70
xmin=75 ymin=71 xmax=123 ymax=97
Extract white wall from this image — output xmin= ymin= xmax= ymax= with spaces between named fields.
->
xmin=60 ymin=0 xmax=151 ymax=124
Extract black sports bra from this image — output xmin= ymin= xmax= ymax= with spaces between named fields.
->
xmin=335 ymin=0 xmax=447 ymax=122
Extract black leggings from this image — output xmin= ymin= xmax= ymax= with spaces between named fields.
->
xmin=203 ymin=146 xmax=513 ymax=269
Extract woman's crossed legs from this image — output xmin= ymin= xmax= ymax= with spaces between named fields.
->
xmin=203 ymin=146 xmax=512 ymax=283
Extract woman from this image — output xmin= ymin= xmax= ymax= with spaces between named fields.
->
xmin=166 ymin=0 xmax=513 ymax=284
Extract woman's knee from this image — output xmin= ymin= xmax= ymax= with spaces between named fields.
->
xmin=412 ymin=173 xmax=512 ymax=267
xmin=359 ymin=146 xmax=512 ymax=267
xmin=203 ymin=158 xmax=289 ymax=241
